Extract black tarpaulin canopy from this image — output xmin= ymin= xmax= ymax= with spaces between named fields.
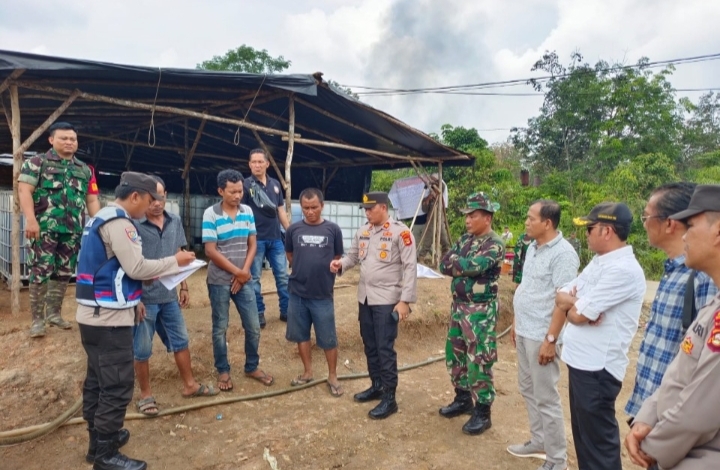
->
xmin=0 ymin=49 xmax=470 ymax=200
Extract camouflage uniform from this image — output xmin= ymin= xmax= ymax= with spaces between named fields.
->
xmin=512 ymin=233 xmax=533 ymax=284
xmin=18 ymin=148 xmax=96 ymax=334
xmin=440 ymin=193 xmax=505 ymax=406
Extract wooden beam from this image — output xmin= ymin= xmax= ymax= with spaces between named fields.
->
xmin=284 ymin=95 xmax=295 ymax=218
xmin=17 ymin=82 xmax=291 ymax=138
xmin=124 ymin=128 xmax=141 ymax=168
xmin=9 ymin=84 xmax=21 ymax=315
xmin=0 ymin=69 xmax=25 ymax=95
xmin=283 ymin=136 xmax=442 ymax=164
xmin=251 ymin=129 xmax=287 ymax=189
xmin=182 ymin=118 xmax=206 ymax=179
xmin=322 ymin=167 xmax=339 ymax=193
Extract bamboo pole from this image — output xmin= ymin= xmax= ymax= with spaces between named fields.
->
xmin=16 ymin=82 xmax=290 ymax=138
xmin=10 ymin=84 xmax=22 ymax=315
xmin=283 ymin=136 xmax=442 ymax=164
xmin=251 ymin=129 xmax=287 ymax=189
xmin=284 ymin=95 xmax=295 ymax=219
xmin=183 ymin=121 xmax=191 ymax=244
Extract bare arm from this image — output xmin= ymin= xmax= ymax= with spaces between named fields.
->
xmin=86 ymin=194 xmax=101 ymax=217
xmin=286 ymin=252 xmax=293 ymax=265
xmin=278 ymin=207 xmax=290 ymax=230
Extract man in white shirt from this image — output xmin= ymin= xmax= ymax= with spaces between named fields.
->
xmin=508 ymin=200 xmax=580 ymax=470
xmin=554 ymin=202 xmax=646 ymax=470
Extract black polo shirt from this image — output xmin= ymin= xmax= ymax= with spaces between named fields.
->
xmin=242 ymin=175 xmax=284 ymax=240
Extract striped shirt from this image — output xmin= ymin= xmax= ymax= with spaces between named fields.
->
xmin=625 ymin=255 xmax=718 ymax=417
xmin=202 ymin=203 xmax=256 ymax=286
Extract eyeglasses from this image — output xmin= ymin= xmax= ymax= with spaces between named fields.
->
xmin=641 ymin=215 xmax=663 ymax=223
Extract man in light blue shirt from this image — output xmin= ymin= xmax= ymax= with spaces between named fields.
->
xmin=508 ymin=200 xmax=579 ymax=470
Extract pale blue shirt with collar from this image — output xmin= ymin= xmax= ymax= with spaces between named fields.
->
xmin=513 ymin=231 xmax=580 ymax=342
xmin=560 ymin=245 xmax=647 ymax=382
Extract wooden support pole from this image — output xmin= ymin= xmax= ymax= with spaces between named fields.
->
xmin=284 ymin=95 xmax=295 ymax=219
xmin=322 ymin=167 xmax=339 ymax=194
xmin=124 ymin=128 xmax=141 ymax=168
xmin=251 ymin=129 xmax=287 ymax=189
xmin=183 ymin=120 xmax=191 ymax=245
xmin=9 ymin=85 xmax=22 ymax=315
xmin=182 ymin=118 xmax=206 ymax=179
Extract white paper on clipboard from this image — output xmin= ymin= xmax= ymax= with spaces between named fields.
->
xmin=158 ymin=260 xmax=207 ymax=290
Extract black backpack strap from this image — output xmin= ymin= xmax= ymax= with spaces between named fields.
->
xmin=682 ymin=270 xmax=697 ymax=332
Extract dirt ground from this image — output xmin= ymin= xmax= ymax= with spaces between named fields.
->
xmin=0 ymin=268 xmax=649 ymax=470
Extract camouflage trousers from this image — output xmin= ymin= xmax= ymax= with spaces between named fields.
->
xmin=28 ymin=231 xmax=81 ymax=284
xmin=445 ymin=300 xmax=498 ymax=404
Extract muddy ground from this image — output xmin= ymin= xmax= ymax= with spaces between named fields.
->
xmin=0 ymin=268 xmax=648 ymax=470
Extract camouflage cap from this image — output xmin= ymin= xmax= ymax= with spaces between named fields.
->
xmin=460 ymin=192 xmax=500 ymax=214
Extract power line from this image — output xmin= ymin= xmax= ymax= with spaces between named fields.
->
xmin=358 ymin=87 xmax=720 ymax=98
xmin=344 ymin=52 xmax=720 ymax=96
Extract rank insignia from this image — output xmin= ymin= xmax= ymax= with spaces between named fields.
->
xmin=362 ymin=231 xmax=370 ymax=237
xmin=359 ymin=250 xmax=365 ymax=257
xmin=383 ymin=231 xmax=393 ymax=237
xmin=360 ymin=242 xmax=366 ymax=248
xmin=382 ymin=222 xmax=390 ymax=229
xmin=380 ymin=243 xmax=387 ymax=249
xmin=379 ymin=251 xmax=388 ymax=259
xmin=681 ymin=336 xmax=694 ymax=355
xmin=400 ymin=230 xmax=413 ymax=246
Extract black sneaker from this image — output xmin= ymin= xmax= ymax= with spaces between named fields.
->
xmin=259 ymin=313 xmax=266 ymax=329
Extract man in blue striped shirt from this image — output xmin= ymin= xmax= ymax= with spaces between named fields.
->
xmin=625 ymin=183 xmax=718 ymax=420
xmin=203 ymin=170 xmax=274 ymax=392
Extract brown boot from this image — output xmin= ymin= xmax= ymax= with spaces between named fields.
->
xmin=45 ymin=279 xmax=72 ymax=329
xmin=29 ymin=283 xmax=47 ymax=338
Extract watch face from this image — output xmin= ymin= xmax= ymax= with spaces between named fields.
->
xmin=547 ymin=334 xmax=555 ymax=343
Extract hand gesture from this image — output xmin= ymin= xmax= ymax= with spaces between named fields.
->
xmin=624 ymin=422 xmax=656 ymax=468
xmin=135 ymin=302 xmax=147 ymax=324
xmin=179 ymin=288 xmax=190 ymax=308
xmin=26 ymin=218 xmax=40 ymax=240
xmin=394 ymin=301 xmax=411 ymax=321
xmin=538 ymin=340 xmax=556 ymax=365
xmin=175 ymin=250 xmax=196 ymax=267
xmin=329 ymin=259 xmax=342 ymax=274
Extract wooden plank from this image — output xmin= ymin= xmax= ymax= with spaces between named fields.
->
xmin=9 ymin=84 xmax=21 ymax=315
xmin=284 ymin=96 xmax=295 ymax=218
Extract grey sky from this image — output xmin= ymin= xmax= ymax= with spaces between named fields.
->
xmin=2 ymin=0 xmax=719 ymax=144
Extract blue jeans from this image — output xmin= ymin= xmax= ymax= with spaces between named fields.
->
xmin=207 ymin=283 xmax=260 ymax=375
xmin=133 ymin=301 xmax=190 ymax=361
xmin=250 ymin=239 xmax=289 ymax=316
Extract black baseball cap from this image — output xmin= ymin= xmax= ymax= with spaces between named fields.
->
xmin=119 ymin=172 xmax=163 ymax=200
xmin=360 ymin=191 xmax=389 ymax=209
xmin=669 ymin=185 xmax=720 ymax=222
xmin=573 ymin=202 xmax=633 ymax=228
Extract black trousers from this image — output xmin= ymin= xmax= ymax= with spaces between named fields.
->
xmin=358 ymin=302 xmax=398 ymax=389
xmin=568 ymin=365 xmax=623 ymax=470
xmin=79 ymin=324 xmax=134 ymax=435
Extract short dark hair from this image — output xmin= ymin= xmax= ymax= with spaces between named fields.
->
xmin=613 ymin=223 xmax=630 ymax=242
xmin=48 ymin=121 xmax=76 ymax=136
xmin=150 ymin=174 xmax=166 ymax=191
xmin=217 ymin=169 xmax=244 ymax=190
xmin=114 ymin=184 xmax=148 ymax=200
xmin=299 ymin=188 xmax=324 ymax=203
xmin=651 ymin=182 xmax=697 ymax=220
xmin=249 ymin=148 xmax=268 ymax=162
xmin=531 ymin=199 xmax=561 ymax=229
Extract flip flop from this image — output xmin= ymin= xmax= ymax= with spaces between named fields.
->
xmin=290 ymin=375 xmax=314 ymax=386
xmin=245 ymin=370 xmax=274 ymax=386
xmin=218 ymin=376 xmax=234 ymax=392
xmin=327 ymin=382 xmax=344 ymax=397
xmin=182 ymin=383 xmax=219 ymax=399
xmin=136 ymin=396 xmax=159 ymax=416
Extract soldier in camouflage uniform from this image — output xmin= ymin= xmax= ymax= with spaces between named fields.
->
xmin=438 ymin=192 xmax=505 ymax=436
xmin=18 ymin=122 xmax=100 ymax=338
xmin=512 ymin=232 xmax=533 ymax=284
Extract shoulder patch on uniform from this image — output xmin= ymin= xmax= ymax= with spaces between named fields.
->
xmin=706 ymin=310 xmax=720 ymax=353
xmin=400 ymin=230 xmax=413 ymax=246
xmin=125 ymin=227 xmax=140 ymax=243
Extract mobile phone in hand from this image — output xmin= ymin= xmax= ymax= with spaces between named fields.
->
xmin=391 ymin=311 xmax=399 ymax=322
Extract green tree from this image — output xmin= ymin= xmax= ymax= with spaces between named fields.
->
xmin=680 ymin=92 xmax=720 ymax=169
xmin=327 ymin=80 xmax=359 ymax=99
xmin=197 ymin=45 xmax=291 ymax=73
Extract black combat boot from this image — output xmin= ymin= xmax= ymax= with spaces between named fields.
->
xmin=462 ymin=402 xmax=492 ymax=436
xmin=368 ymin=388 xmax=398 ymax=420
xmin=93 ymin=434 xmax=146 ymax=470
xmin=353 ymin=377 xmax=384 ymax=403
xmin=439 ymin=388 xmax=474 ymax=418
xmin=86 ymin=427 xmax=130 ymax=463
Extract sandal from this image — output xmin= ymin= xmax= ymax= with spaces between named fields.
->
xmin=290 ymin=375 xmax=314 ymax=386
xmin=136 ymin=396 xmax=159 ymax=416
xmin=217 ymin=376 xmax=234 ymax=392
xmin=245 ymin=370 xmax=274 ymax=386
xmin=327 ymin=382 xmax=344 ymax=397
xmin=182 ymin=383 xmax=219 ymax=399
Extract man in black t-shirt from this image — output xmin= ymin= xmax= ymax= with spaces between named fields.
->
xmin=242 ymin=148 xmax=291 ymax=328
xmin=285 ymin=188 xmax=345 ymax=396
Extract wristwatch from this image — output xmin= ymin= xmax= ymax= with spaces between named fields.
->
xmin=546 ymin=334 xmax=556 ymax=344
